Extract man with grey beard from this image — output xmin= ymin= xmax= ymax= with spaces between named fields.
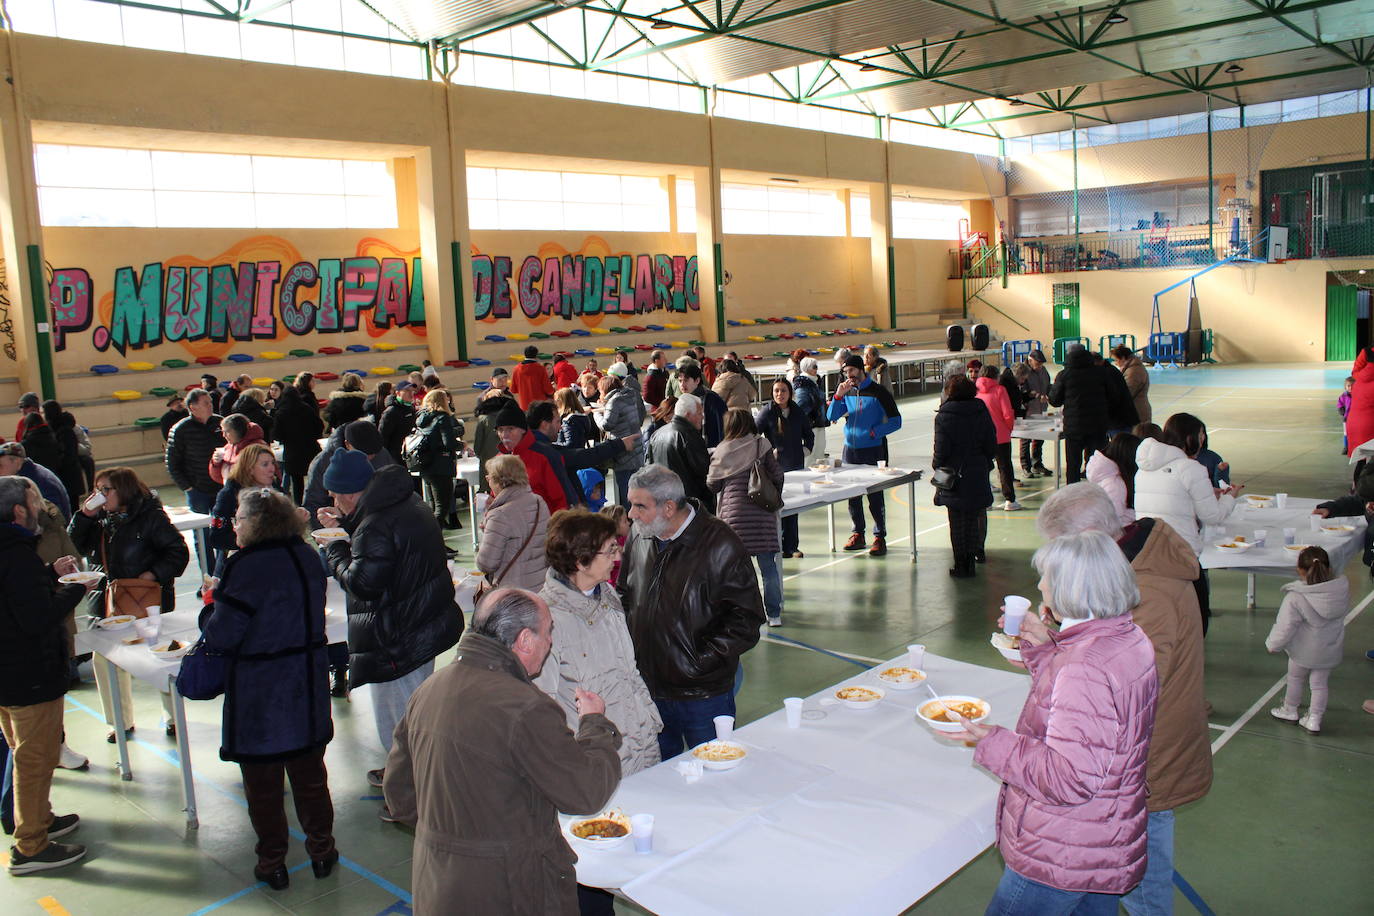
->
xmin=617 ymin=464 xmax=764 ymax=761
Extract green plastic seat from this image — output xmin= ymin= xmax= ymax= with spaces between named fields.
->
xmin=148 ymin=386 xmax=177 ymax=398
xmin=161 ymin=358 xmax=189 ymax=369
xmin=289 ymin=349 xmax=313 ymax=358
xmin=397 ymin=363 xmax=421 ymax=373
xmin=610 ymin=327 xmax=629 ymax=334
xmin=133 ymin=417 xmax=160 ymax=429
xmin=529 ymin=332 xmax=550 ymax=339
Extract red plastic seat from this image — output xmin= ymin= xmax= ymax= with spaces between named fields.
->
xmin=317 ymin=346 xmax=343 ymax=355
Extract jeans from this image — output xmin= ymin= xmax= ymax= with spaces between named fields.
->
xmin=994 ymin=442 xmax=1016 ymax=501
xmin=986 ymin=866 xmax=1122 ymax=915
xmin=1018 ymin=438 xmax=1044 ymax=472
xmin=186 ymin=488 xmax=218 ymax=577
xmin=655 ymin=691 xmax=735 ymax=761
xmin=420 ymin=471 xmax=454 ymax=526
xmin=1122 ymin=809 xmax=1175 ymax=916
xmin=370 ymin=661 xmax=434 ymax=754
xmin=843 ymin=444 xmax=887 ymax=536
xmin=0 ymin=698 xmax=63 ymax=856
xmin=239 ymin=745 xmax=335 ymax=871
xmin=755 ymin=552 xmax=782 ymax=621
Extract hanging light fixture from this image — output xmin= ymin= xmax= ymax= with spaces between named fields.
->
xmin=650 ymin=20 xmax=673 ymax=29
xmin=860 ymin=63 xmax=880 ymax=71
xmin=1225 ymin=63 xmax=1243 ymax=74
xmin=1104 ymin=12 xmax=1127 ymax=24
xmin=1007 ymin=98 xmax=1026 ymax=106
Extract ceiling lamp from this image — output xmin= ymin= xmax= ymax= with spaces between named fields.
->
xmin=860 ymin=63 xmax=879 ymax=71
xmin=1225 ymin=63 xmax=1243 ymax=74
xmin=1104 ymin=11 xmax=1127 ymax=24
xmin=1007 ymin=98 xmax=1026 ymax=106
xmin=650 ymin=20 xmax=673 ymax=29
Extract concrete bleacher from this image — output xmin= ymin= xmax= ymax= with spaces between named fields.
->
xmin=42 ymin=309 xmax=978 ymax=488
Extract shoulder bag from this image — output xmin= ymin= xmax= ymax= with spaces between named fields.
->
xmin=101 ymin=534 xmax=162 ymax=618
xmin=748 ymin=441 xmax=785 ymax=512
xmin=474 ymin=503 xmax=539 ymax=604
xmin=930 ymin=466 xmax=961 ymax=492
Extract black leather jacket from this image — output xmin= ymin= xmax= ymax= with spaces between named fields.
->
xmin=620 ymin=501 xmax=763 ymax=700
xmin=322 ymin=465 xmax=462 ymax=688
xmin=69 ymin=492 xmax=191 ymax=612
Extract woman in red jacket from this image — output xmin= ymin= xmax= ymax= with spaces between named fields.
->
xmin=975 ymin=365 xmax=1019 ymax=511
xmin=948 ymin=531 xmax=1158 ymax=913
xmin=1345 ymin=346 xmax=1374 ymax=458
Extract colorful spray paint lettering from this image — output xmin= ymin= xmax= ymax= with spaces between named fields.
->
xmin=471 ymin=252 xmax=697 ymax=320
xmin=50 ymin=255 xmax=425 ymax=354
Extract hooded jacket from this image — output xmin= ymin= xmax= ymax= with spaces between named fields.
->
xmin=323 ymin=388 xmax=368 ymax=431
xmin=536 ymin=569 xmax=662 ymax=777
xmin=499 ymin=429 xmax=569 ymax=513
xmin=1266 ymin=576 xmax=1349 ymax=669
xmin=707 ymin=436 xmax=783 ymax=554
xmin=1133 ymin=437 xmax=1235 ymax=553
xmin=209 ymin=421 xmax=266 ymax=485
xmin=1085 ymin=451 xmax=1135 ymax=528
xmin=932 ymin=397 xmax=996 ymax=512
xmin=510 ymin=359 xmax=555 ymax=410
xmin=645 ymin=415 xmax=715 ymax=513
xmin=599 ymin=383 xmax=646 ymax=475
xmin=620 ymin=500 xmax=764 ymax=700
xmin=322 ymin=465 xmax=463 ymax=688
xmin=413 ymin=409 xmax=463 ymax=478
xmin=45 ymin=410 xmax=85 ymax=506
xmin=1346 ymin=346 xmax=1374 ymax=456
xmin=1047 ymin=347 xmax=1112 ymax=440
xmin=711 ymin=371 xmax=755 ymax=410
xmin=232 ymin=395 xmax=274 ymax=443
xmin=974 ymin=376 xmax=1015 ymax=444
xmin=974 ymin=614 xmax=1158 ymax=895
xmin=68 ymin=491 xmax=190 ymax=612
xmin=378 ymin=395 xmax=417 ymax=465
xmin=826 ymin=377 xmax=902 ymax=451
xmin=382 ymin=632 xmax=621 ymax=916
xmin=476 ymin=483 xmax=550 ymax=592
xmin=1118 ymin=517 xmax=1212 ymax=812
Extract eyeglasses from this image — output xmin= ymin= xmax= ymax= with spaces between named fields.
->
xmin=232 ymin=516 xmax=248 ymax=526
xmin=596 ymin=544 xmax=623 ymax=557
xmin=98 ymin=485 xmax=115 ymax=493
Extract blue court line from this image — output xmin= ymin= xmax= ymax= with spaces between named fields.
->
xmin=763 ymin=632 xmax=872 ymax=669
xmin=1173 ymin=870 xmax=1216 ymax=916
xmin=373 ymin=902 xmax=413 ymax=916
xmin=63 ymin=694 xmax=414 ymax=910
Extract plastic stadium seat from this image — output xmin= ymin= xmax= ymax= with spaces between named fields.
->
xmin=227 ymin=353 xmax=254 ymax=363
xmin=195 ymin=356 xmax=222 ymax=366
xmin=149 ymin=386 xmax=177 ymax=398
xmin=252 ymin=377 xmax=275 ymax=387
xmin=112 ymin=390 xmax=141 ymax=401
xmin=633 ymin=344 xmax=653 ymax=352
xmin=260 ymin=351 xmax=284 ymax=360
xmin=529 ymin=332 xmax=549 ymax=340
xmin=508 ymin=333 xmax=529 ymax=341
xmin=588 ymin=327 xmax=610 ymax=335
xmin=646 ymin=324 xmax=664 ymax=332
xmin=727 ymin=320 xmax=742 ymax=327
xmin=469 ymin=358 xmax=492 ymax=366
xmin=346 ymin=344 xmax=371 ymax=353
xmin=92 ymin=365 xmax=119 ymax=375
xmin=374 ymin=342 xmax=397 ymax=352
xmin=594 ymin=347 xmax=615 ymax=355
xmin=485 ymin=334 xmax=506 ymax=343
xmin=315 ymin=371 xmax=339 ymax=381
xmin=670 ymin=340 xmax=691 ymax=349
xmin=317 ymin=346 xmax=342 ymax=356
xmin=473 ymin=381 xmax=491 ymax=390
xmin=575 ymin=349 xmax=595 ymax=357
xmin=290 ymin=349 xmax=314 ymax=358
xmin=134 ymin=417 xmax=160 ymax=429
xmin=162 ymin=358 xmax=189 ymax=369
xmin=397 ymin=364 xmax=421 ymax=373
xmin=343 ymin=369 xmax=369 ymax=378
xmin=445 ymin=360 xmax=469 ymax=369
xmin=627 ymin=325 xmax=647 ymax=333
xmin=127 ymin=361 xmax=155 ymax=371
xmin=746 ymin=335 xmax=765 ymax=342
xmin=570 ymin=329 xmax=591 ymax=337
xmin=549 ymin=331 xmax=571 ymax=338
xmin=371 ymin=367 xmax=398 ymax=376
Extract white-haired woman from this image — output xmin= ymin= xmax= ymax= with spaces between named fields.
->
xmin=791 ymin=356 xmax=827 ymax=464
xmin=947 ymin=531 xmax=1159 ymax=914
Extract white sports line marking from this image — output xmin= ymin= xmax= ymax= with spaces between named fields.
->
xmin=1210 ymin=584 xmax=1374 ymax=755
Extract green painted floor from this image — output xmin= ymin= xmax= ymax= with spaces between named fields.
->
xmin=5 ymin=363 xmax=1371 ymax=915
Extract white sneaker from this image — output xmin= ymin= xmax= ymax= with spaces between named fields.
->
xmin=1270 ymin=704 xmax=1300 ymax=722
xmin=1003 ymin=500 xmax=1023 ymax=511
xmin=767 ymin=617 xmax=783 ymax=627
xmin=1298 ymin=714 xmax=1322 ymax=734
xmin=57 ymin=744 xmax=89 ymax=771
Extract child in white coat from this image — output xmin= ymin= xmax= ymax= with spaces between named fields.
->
xmin=1267 ymin=546 xmax=1348 ymax=734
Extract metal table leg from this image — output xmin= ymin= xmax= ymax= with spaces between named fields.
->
xmin=170 ymin=688 xmax=199 ymax=829
xmin=908 ymin=479 xmax=917 ymax=563
xmin=105 ymin=655 xmax=132 ymax=781
xmin=828 ymin=502 xmax=836 ymax=553
xmin=1246 ymin=573 xmax=1256 ymax=609
xmin=469 ymin=498 xmax=479 ymax=549
xmin=1053 ymin=437 xmax=1063 ymax=489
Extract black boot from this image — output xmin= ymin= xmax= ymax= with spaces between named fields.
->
xmin=330 ymin=665 xmax=348 ymax=698
xmin=445 ymin=513 xmax=463 ymax=530
xmin=949 ymin=556 xmax=976 ymax=578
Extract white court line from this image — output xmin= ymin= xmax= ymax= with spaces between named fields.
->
xmin=1210 ymin=585 xmax=1374 ymax=755
xmin=760 ymin=634 xmax=885 ymax=666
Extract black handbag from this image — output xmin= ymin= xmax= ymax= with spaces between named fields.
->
xmin=176 ymin=638 xmax=232 ymax=700
xmin=930 ymin=466 xmax=961 ymax=492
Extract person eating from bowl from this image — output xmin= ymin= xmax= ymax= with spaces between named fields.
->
xmin=945 ymin=531 xmax=1158 ymax=913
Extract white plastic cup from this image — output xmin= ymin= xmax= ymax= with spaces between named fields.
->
xmin=145 ymin=605 xmax=161 ymax=619
xmin=877 ymin=460 xmax=888 ymax=469
xmin=1254 ymin=529 xmax=1268 ymax=547
xmin=1275 ymin=493 xmax=1288 ymax=509
xmin=133 ymin=616 xmax=160 ymax=641
xmin=1310 ymin=515 xmax=1321 ymax=531
xmin=1002 ymin=596 xmax=1032 ymax=636
xmin=713 ymin=715 xmax=734 ymax=740
xmin=784 ymin=697 xmax=803 ymax=728
xmin=906 ymin=644 xmax=926 ymax=668
xmin=1283 ymin=527 xmax=1296 ymax=545
xmin=631 ymin=814 xmax=655 ymax=854
xmin=802 ymin=482 xmax=812 ymax=494
xmin=83 ymin=491 xmax=106 ymax=512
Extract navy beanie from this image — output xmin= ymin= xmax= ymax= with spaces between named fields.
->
xmin=324 ymin=448 xmax=374 ymax=494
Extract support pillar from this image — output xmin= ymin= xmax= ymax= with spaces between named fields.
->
xmin=414 ymin=83 xmax=469 ymax=365
xmin=693 ymin=101 xmax=726 ymax=343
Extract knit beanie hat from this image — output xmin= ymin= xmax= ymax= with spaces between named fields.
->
xmin=842 ymin=354 xmax=865 ymax=371
xmin=323 ymin=449 xmax=374 ymax=494
xmin=344 ymin=420 xmax=383 ymax=455
xmin=606 ymin=362 xmax=630 ymax=379
xmin=493 ymin=404 xmax=529 ymax=430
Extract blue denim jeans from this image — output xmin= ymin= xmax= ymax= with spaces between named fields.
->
xmin=986 ymin=866 xmax=1122 ymax=915
xmin=843 ymin=445 xmax=887 ymax=536
xmin=370 ymin=661 xmax=434 ymax=754
xmin=186 ymin=488 xmax=218 ymax=577
xmin=1121 ymin=809 xmax=1175 ymax=915
xmin=654 ymin=691 xmax=736 ymax=761
xmin=755 ymin=552 xmax=782 ymax=621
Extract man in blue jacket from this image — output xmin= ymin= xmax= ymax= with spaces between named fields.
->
xmin=827 ymin=354 xmax=902 ymax=556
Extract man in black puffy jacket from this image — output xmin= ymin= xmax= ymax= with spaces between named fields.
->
xmin=1048 ymin=346 xmax=1111 ymax=484
xmin=316 ymin=452 xmax=462 ymax=806
xmin=164 ymin=388 xmax=224 ymax=575
xmin=619 ymin=464 xmax=763 ymax=761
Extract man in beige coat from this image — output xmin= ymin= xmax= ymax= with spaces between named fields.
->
xmin=1113 ymin=345 xmax=1152 ymax=424
xmin=1038 ymin=483 xmax=1211 ymax=915
xmin=383 ymin=588 xmax=621 ymax=915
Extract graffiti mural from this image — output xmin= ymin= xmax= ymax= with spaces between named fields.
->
xmin=471 ymin=236 xmax=697 ymax=322
xmin=49 ymin=236 xmax=426 ymax=356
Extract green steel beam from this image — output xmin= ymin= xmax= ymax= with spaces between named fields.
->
xmin=26 ymin=246 xmax=55 ymax=402
xmin=527 ymin=22 xmax=583 ymax=67
xmin=442 ymin=2 xmax=592 ymax=44
xmin=1238 ymin=0 xmax=1374 ymax=69
xmin=84 ymin=0 xmax=423 ymax=46
xmin=237 ymin=0 xmax=294 ymax=24
xmin=450 ymin=242 xmax=469 ymax=362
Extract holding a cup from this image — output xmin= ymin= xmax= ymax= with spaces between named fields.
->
xmin=1002 ymin=596 xmax=1032 ymax=636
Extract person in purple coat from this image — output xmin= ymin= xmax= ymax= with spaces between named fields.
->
xmin=947 ymin=531 xmax=1159 ymax=914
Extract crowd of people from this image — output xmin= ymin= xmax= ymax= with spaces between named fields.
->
xmin=0 ymin=338 xmax=1366 ymax=916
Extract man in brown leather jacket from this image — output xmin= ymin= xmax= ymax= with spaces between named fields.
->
xmin=619 ymin=464 xmax=764 ymax=760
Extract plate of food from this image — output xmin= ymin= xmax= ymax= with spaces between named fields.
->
xmin=167 ymin=506 xmax=190 ymax=516
xmin=1214 ymin=540 xmax=1254 ymax=553
xmin=880 ymin=466 xmax=904 ymax=476
xmin=835 ymin=684 xmax=886 ymax=709
xmin=810 ymin=463 xmax=832 ymax=472
xmin=1320 ymin=524 xmax=1356 ymax=534
xmin=812 ymin=478 xmax=836 ymax=487
xmin=875 ymin=666 xmax=926 ymax=689
xmin=96 ymin=615 xmax=137 ymax=632
xmin=58 ymin=570 xmax=104 ymax=586
xmin=990 ymin=632 xmax=1022 ymax=662
xmin=151 ymin=639 xmax=191 ymax=660
xmin=566 ymin=809 xmax=632 ymax=850
xmin=691 ymin=740 xmax=748 ymax=771
xmin=313 ymin=527 xmax=350 ymax=541
xmin=918 ymin=696 xmax=990 ymax=733
xmin=1284 ymin=543 xmax=1310 ymax=553
xmin=1244 ymin=495 xmax=1273 ymax=508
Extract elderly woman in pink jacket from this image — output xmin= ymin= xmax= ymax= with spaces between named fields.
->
xmin=948 ymin=531 xmax=1159 ymax=913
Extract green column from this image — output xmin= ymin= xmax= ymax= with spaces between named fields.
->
xmin=1071 ymin=119 xmax=1079 ymax=268
xmin=713 ymin=242 xmax=726 ymax=343
xmin=26 ymin=244 xmax=55 ymax=401
xmin=1207 ymin=97 xmax=1215 ymax=259
xmin=449 ymin=241 xmax=468 ymax=361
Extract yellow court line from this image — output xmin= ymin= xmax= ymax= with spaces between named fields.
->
xmin=38 ymin=897 xmax=73 ymax=916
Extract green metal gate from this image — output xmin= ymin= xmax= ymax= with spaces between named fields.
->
xmin=1326 ymin=284 xmax=1358 ymax=362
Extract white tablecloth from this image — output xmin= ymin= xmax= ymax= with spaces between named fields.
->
xmin=164 ymin=507 xmax=212 ymax=531
xmin=1011 ymin=417 xmax=1063 ymax=442
xmin=571 ymin=653 xmax=1031 ymax=915
xmin=1199 ymin=497 xmax=1366 ymax=574
xmin=781 ymin=465 xmax=918 ymax=516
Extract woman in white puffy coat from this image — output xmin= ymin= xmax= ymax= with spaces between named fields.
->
xmin=1134 ymin=416 xmax=1238 ymax=633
